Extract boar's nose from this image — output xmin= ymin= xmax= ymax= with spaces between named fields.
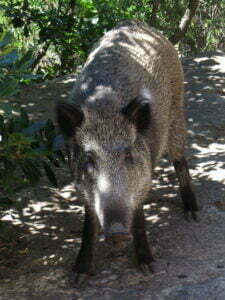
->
xmin=105 ymin=222 xmax=132 ymax=247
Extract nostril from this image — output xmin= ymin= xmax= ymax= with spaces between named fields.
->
xmin=107 ymin=222 xmax=127 ymax=234
xmin=107 ymin=232 xmax=132 ymax=242
xmin=105 ymin=222 xmax=132 ymax=245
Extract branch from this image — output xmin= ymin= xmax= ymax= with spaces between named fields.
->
xmin=31 ymin=42 xmax=51 ymax=71
xmin=67 ymin=0 xmax=76 ymax=30
xmin=148 ymin=0 xmax=160 ymax=27
xmin=169 ymin=0 xmax=199 ymax=45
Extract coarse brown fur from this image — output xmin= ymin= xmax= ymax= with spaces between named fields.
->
xmin=56 ymin=20 xmax=198 ymax=284
xmin=71 ymin=20 xmax=185 ymax=164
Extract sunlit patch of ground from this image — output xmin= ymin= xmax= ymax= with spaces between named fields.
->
xmin=0 ymin=51 xmax=225 ymax=299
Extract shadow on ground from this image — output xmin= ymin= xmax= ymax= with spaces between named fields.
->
xmin=0 ymin=51 xmax=225 ymax=299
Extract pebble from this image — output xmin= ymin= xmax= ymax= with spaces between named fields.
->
xmin=101 ymin=270 xmax=111 ymax=275
xmin=109 ymin=275 xmax=118 ymax=281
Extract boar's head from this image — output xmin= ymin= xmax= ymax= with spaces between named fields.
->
xmin=56 ymin=96 xmax=152 ymax=244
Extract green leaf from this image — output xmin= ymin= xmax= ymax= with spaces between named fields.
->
xmin=14 ymin=50 xmax=34 ymax=70
xmin=44 ymin=119 xmax=55 ymax=148
xmin=20 ymin=159 xmax=41 ymax=185
xmin=0 ymin=50 xmax=18 ymax=66
xmin=22 ymin=121 xmax=46 ymax=136
xmin=0 ymin=103 xmax=20 ymax=118
xmin=23 ymin=25 xmax=29 ymax=37
xmin=46 ymin=154 xmax=59 ymax=167
xmin=0 ymin=78 xmax=19 ymax=97
xmin=42 ymin=160 xmax=58 ymax=187
xmin=0 ymin=115 xmax=4 ymax=132
xmin=0 ymin=196 xmax=14 ymax=209
xmin=55 ymin=149 xmax=66 ymax=164
xmin=21 ymin=74 xmax=40 ymax=80
xmin=20 ymin=108 xmax=30 ymax=128
xmin=0 ymin=32 xmax=13 ymax=49
xmin=52 ymin=134 xmax=65 ymax=151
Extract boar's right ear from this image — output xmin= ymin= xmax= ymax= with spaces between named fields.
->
xmin=121 ymin=97 xmax=150 ymax=133
xmin=56 ymin=102 xmax=84 ymax=138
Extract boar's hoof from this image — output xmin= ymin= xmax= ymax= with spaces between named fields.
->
xmin=184 ymin=210 xmax=199 ymax=222
xmin=137 ymin=255 xmax=155 ymax=275
xmin=69 ymin=271 xmax=90 ymax=287
xmin=139 ymin=262 xmax=155 ymax=275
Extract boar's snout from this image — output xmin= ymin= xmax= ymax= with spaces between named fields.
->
xmin=103 ymin=207 xmax=133 ymax=248
xmin=106 ymin=222 xmax=132 ymax=240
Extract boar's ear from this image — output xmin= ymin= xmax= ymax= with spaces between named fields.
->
xmin=122 ymin=97 xmax=150 ymax=133
xmin=56 ymin=102 xmax=84 ymax=138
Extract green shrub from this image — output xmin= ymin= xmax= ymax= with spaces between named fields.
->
xmin=0 ymin=31 xmax=65 ymax=214
xmin=0 ymin=32 xmax=37 ymax=95
xmin=0 ymin=104 xmax=65 ymax=208
xmin=3 ymin=0 xmax=224 ymax=77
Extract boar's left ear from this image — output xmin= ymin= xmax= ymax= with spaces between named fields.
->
xmin=56 ymin=102 xmax=84 ymax=138
xmin=122 ymin=97 xmax=150 ymax=133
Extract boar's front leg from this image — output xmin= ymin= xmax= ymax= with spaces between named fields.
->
xmin=71 ymin=204 xmax=99 ymax=285
xmin=132 ymin=205 xmax=154 ymax=273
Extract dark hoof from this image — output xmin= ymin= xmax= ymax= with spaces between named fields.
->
xmin=137 ymin=255 xmax=155 ymax=275
xmin=139 ymin=262 xmax=155 ymax=274
xmin=184 ymin=210 xmax=199 ymax=222
xmin=68 ymin=271 xmax=90 ymax=287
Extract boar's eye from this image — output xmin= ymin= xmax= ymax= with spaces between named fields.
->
xmin=84 ymin=152 xmax=96 ymax=176
xmin=124 ymin=148 xmax=133 ymax=164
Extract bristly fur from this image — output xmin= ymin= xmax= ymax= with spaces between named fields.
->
xmin=56 ymin=20 xmax=198 ymax=279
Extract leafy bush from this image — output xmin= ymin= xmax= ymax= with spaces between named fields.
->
xmin=3 ymin=0 xmax=224 ymax=77
xmin=0 ymin=104 xmax=65 ymax=209
xmin=0 ymin=31 xmax=36 ymax=96
xmin=0 ymin=31 xmax=65 ymax=214
xmin=0 ymin=1 xmax=153 ymax=76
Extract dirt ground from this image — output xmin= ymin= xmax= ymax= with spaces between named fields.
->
xmin=0 ymin=51 xmax=225 ymax=299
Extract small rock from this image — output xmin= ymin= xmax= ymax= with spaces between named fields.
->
xmin=109 ymin=275 xmax=118 ymax=281
xmin=100 ymin=279 xmax=109 ymax=284
xmin=101 ymin=270 xmax=111 ymax=275
xmin=178 ymin=274 xmax=188 ymax=279
xmin=217 ymin=265 xmax=224 ymax=269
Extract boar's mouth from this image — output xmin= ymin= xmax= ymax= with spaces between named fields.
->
xmin=103 ymin=208 xmax=133 ymax=248
xmin=105 ymin=230 xmax=132 ymax=249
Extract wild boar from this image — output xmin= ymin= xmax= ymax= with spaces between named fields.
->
xmin=56 ymin=20 xmax=198 ymax=283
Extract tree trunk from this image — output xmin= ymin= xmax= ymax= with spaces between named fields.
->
xmin=31 ymin=42 xmax=51 ymax=71
xmin=148 ymin=0 xmax=160 ymax=27
xmin=169 ymin=0 xmax=199 ymax=45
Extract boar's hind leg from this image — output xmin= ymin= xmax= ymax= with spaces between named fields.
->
xmin=72 ymin=205 xmax=99 ymax=284
xmin=132 ymin=205 xmax=154 ymax=273
xmin=173 ymin=157 xmax=198 ymax=221
xmin=168 ymin=109 xmax=198 ymax=221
